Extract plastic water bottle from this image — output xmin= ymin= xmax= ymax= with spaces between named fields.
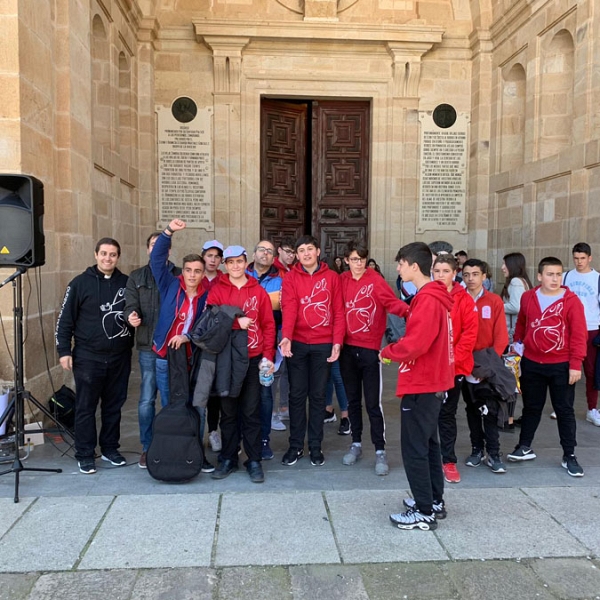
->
xmin=259 ymin=357 xmax=274 ymax=387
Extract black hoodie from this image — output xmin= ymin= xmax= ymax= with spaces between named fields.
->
xmin=55 ymin=265 xmax=133 ymax=361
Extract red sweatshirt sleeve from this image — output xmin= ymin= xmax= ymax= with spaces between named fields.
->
xmin=454 ymin=296 xmax=478 ymax=372
xmin=331 ymin=273 xmax=346 ymax=346
xmin=491 ymin=295 xmax=509 ymax=356
xmin=281 ymin=271 xmax=299 ymax=341
xmin=513 ymin=291 xmax=529 ymax=343
xmin=258 ymin=288 xmax=276 ymax=361
xmin=567 ymin=297 xmax=588 ymax=370
xmin=377 ymin=278 xmax=409 ymax=318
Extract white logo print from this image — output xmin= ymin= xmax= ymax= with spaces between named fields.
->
xmin=243 ymin=295 xmax=260 ymax=349
xmin=100 ymin=288 xmax=130 ymax=339
xmin=532 ymin=300 xmax=565 ymax=353
xmin=346 ymin=283 xmax=376 ymax=334
xmin=301 ymin=278 xmax=331 ymax=328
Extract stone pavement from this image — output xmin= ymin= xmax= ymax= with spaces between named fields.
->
xmin=1 ymin=366 xmax=599 ymax=599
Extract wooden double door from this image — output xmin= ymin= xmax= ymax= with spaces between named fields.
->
xmin=260 ymin=99 xmax=370 ymax=259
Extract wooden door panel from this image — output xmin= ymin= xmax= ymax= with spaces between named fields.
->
xmin=312 ymin=101 xmax=370 ymax=251
xmin=260 ymin=100 xmax=307 ymax=244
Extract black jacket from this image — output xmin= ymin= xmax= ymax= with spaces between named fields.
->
xmin=123 ymin=261 xmax=181 ymax=352
xmin=55 ymin=266 xmax=133 ymax=361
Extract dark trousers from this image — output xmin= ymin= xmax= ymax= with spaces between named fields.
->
xmin=287 ymin=341 xmax=332 ymax=450
xmin=220 ymin=355 xmax=262 ymax=464
xmin=438 ymin=375 xmax=463 ymax=464
xmin=583 ymin=329 xmax=598 ymax=410
xmin=207 ymin=395 xmax=220 ymax=432
xmin=519 ymin=357 xmax=577 ymax=455
xmin=462 ymin=379 xmax=500 ymax=457
xmin=400 ymin=393 xmax=444 ymax=515
xmin=340 ymin=345 xmax=386 ymax=450
xmin=73 ymin=353 xmax=131 ymax=460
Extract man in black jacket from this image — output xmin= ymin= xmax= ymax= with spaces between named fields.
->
xmin=56 ymin=238 xmax=133 ymax=474
xmin=123 ymin=232 xmax=180 ymax=468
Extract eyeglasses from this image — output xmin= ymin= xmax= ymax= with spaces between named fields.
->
xmin=256 ymin=246 xmax=275 ymax=255
xmin=348 ymin=257 xmax=366 ymax=263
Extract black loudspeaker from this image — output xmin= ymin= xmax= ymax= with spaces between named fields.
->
xmin=0 ymin=174 xmax=45 ymax=268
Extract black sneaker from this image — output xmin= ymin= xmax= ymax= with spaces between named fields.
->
xmin=486 ymin=454 xmax=507 ymax=473
xmin=309 ymin=448 xmax=325 ymax=466
xmin=337 ymin=417 xmax=351 ymax=435
xmin=389 ymin=508 xmax=437 ymax=531
xmin=78 ymin=457 xmax=96 ymax=474
xmin=247 ymin=460 xmax=265 ymax=483
xmin=281 ymin=447 xmax=304 ymax=466
xmin=507 ymin=445 xmax=537 ymax=462
xmin=323 ymin=410 xmax=337 ymax=424
xmin=562 ymin=454 xmax=584 ymax=477
xmin=201 ymin=457 xmax=215 ymax=473
xmin=465 ymin=448 xmax=483 ymax=467
xmin=211 ymin=459 xmax=238 ymax=479
xmin=101 ymin=451 xmax=126 ymax=466
xmin=403 ymin=497 xmax=446 ymax=520
xmin=262 ymin=440 xmax=274 ymax=461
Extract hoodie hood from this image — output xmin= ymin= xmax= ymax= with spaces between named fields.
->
xmin=413 ymin=279 xmax=454 ymax=312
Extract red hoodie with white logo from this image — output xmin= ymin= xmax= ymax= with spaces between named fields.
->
xmin=341 ymin=268 xmax=408 ymax=350
xmin=450 ymin=282 xmax=479 ymax=376
xmin=281 ymin=262 xmax=345 ymax=346
xmin=380 ymin=280 xmax=454 ymax=396
xmin=207 ymin=275 xmax=276 ymax=361
xmin=514 ymin=285 xmax=587 ymax=370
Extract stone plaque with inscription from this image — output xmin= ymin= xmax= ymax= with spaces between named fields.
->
xmin=157 ymin=99 xmax=213 ymax=229
xmin=417 ymin=109 xmax=469 ymax=233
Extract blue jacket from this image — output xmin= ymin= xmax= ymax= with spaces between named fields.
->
xmin=150 ymin=232 xmax=207 ymax=354
xmin=246 ymin=262 xmax=283 ymax=330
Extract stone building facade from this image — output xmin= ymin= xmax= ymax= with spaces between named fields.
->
xmin=1 ymin=0 xmax=599 ymax=394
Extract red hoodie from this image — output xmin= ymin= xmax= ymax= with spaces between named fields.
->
xmin=380 ymin=280 xmax=454 ymax=396
xmin=449 ymin=282 xmax=478 ymax=376
xmin=281 ymin=262 xmax=345 ymax=345
xmin=473 ymin=289 xmax=508 ymax=356
xmin=341 ymin=269 xmax=408 ymax=350
xmin=206 ymin=275 xmax=276 ymax=361
xmin=514 ymin=285 xmax=587 ymax=370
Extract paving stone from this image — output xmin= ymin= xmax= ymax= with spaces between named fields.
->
xmin=0 ymin=573 xmax=38 ymax=600
xmin=78 ymin=494 xmax=219 ymax=570
xmin=326 ymin=490 xmax=448 ymax=563
xmin=289 ymin=565 xmax=369 ymax=600
xmin=443 ymin=560 xmax=557 ymax=600
xmin=523 ymin=487 xmax=600 ymax=555
xmin=529 ymin=558 xmax=600 ymax=599
xmin=359 ymin=563 xmax=459 ymax=599
xmin=437 ymin=488 xmax=588 ymax=559
xmin=0 ymin=496 xmax=113 ymax=572
xmin=28 ymin=570 xmax=137 ymax=600
xmin=0 ymin=497 xmax=34 ymax=538
xmin=217 ymin=566 xmax=290 ymax=599
xmin=131 ymin=568 xmax=217 ymax=600
xmin=215 ymin=492 xmax=340 ymax=566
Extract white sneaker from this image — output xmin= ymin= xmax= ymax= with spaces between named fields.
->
xmin=209 ymin=430 xmax=222 ymax=452
xmin=271 ymin=414 xmax=287 ymax=431
xmin=375 ymin=450 xmax=389 ymax=476
xmin=342 ymin=443 xmax=362 ymax=465
xmin=586 ymin=408 xmax=600 ymax=427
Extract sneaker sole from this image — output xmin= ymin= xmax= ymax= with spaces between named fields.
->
xmin=444 ymin=475 xmax=461 ymax=483
xmin=282 ymin=453 xmax=303 ymax=466
xmin=586 ymin=417 xmax=600 ymax=427
xmin=507 ymin=453 xmax=536 ymax=462
xmin=271 ymin=425 xmax=287 ymax=431
xmin=562 ymin=462 xmax=584 ymax=477
xmin=138 ymin=463 xmax=147 ymax=469
xmin=101 ymin=455 xmax=126 ymax=466
xmin=310 ymin=458 xmax=325 ymax=466
xmin=338 ymin=430 xmax=352 ymax=435
xmin=211 ymin=467 xmax=238 ymax=479
xmin=465 ymin=460 xmax=481 ymax=468
xmin=78 ymin=466 xmax=96 ymax=474
xmin=390 ymin=516 xmax=437 ymax=531
xmin=375 ymin=468 xmax=389 ymax=476
xmin=262 ymin=454 xmax=275 ymax=461
xmin=201 ymin=465 xmax=216 ymax=473
xmin=488 ymin=465 xmax=507 ymax=473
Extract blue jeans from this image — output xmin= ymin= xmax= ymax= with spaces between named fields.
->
xmin=138 ymin=351 xmax=158 ymax=451
xmin=155 ymin=357 xmax=170 ymax=408
xmin=326 ymin=360 xmax=348 ymax=412
xmin=260 ymin=383 xmax=274 ymax=441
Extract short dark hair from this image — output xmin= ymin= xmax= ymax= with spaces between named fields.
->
xmin=201 ymin=246 xmax=223 ymax=258
xmin=428 ymin=240 xmax=453 ymax=255
xmin=182 ymin=254 xmax=204 ymax=268
xmin=433 ymin=254 xmax=458 ymax=271
xmin=345 ymin=240 xmax=369 ymax=259
xmin=95 ymin=237 xmax=121 ymax=256
xmin=146 ymin=231 xmax=163 ymax=248
xmin=295 ymin=235 xmax=320 ymax=251
xmin=395 ymin=242 xmax=432 ymax=276
xmin=572 ymin=242 xmax=591 ymax=256
xmin=538 ymin=256 xmax=563 ymax=274
xmin=455 ymin=250 xmax=468 ymax=258
xmin=462 ymin=258 xmax=486 ymax=272
xmin=278 ymin=236 xmax=296 ymax=251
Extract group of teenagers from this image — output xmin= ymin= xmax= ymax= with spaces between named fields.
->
xmin=55 ymin=223 xmax=596 ymax=531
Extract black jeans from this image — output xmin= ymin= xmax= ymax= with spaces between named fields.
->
xmin=519 ymin=357 xmax=577 ymax=455
xmin=73 ymin=353 xmax=131 ymax=460
xmin=400 ymin=393 xmax=444 ymax=515
xmin=438 ymin=375 xmax=463 ymax=464
xmin=220 ymin=355 xmax=262 ymax=464
xmin=207 ymin=395 xmax=220 ymax=432
xmin=462 ymin=379 xmax=500 ymax=457
xmin=287 ymin=341 xmax=332 ymax=450
xmin=340 ymin=345 xmax=386 ymax=450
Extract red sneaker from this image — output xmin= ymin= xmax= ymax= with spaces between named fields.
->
xmin=443 ymin=462 xmax=461 ymax=483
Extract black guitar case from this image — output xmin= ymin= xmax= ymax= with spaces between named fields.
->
xmin=147 ymin=346 xmax=204 ymax=482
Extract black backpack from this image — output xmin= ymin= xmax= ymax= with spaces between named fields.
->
xmin=48 ymin=385 xmax=76 ymax=430
xmin=146 ymin=346 xmax=204 ymax=483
